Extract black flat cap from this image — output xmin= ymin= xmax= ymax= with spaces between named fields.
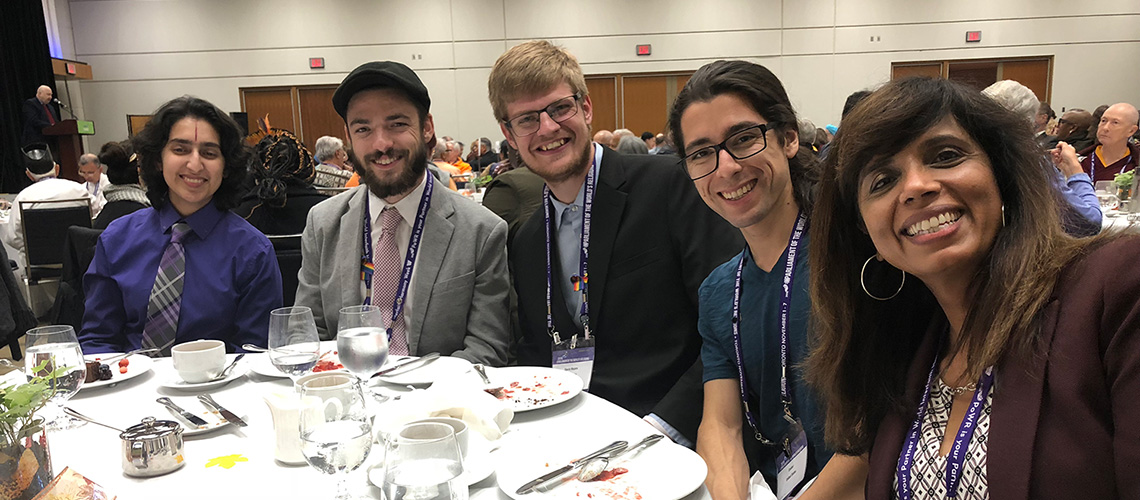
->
xmin=332 ymin=61 xmax=431 ymax=121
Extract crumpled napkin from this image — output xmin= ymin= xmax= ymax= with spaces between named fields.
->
xmin=373 ymin=374 xmax=513 ymax=441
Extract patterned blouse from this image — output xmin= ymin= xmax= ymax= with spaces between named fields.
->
xmin=893 ymin=376 xmax=993 ymax=499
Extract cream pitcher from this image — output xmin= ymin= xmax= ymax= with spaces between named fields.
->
xmin=262 ymin=392 xmax=308 ymax=465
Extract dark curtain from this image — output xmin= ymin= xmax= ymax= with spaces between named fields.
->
xmin=0 ymin=0 xmax=55 ymax=193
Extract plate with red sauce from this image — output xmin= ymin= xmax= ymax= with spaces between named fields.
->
xmin=494 ymin=434 xmax=708 ymax=499
xmin=248 ymin=341 xmax=344 ymax=379
xmin=484 ymin=366 xmax=584 ymax=412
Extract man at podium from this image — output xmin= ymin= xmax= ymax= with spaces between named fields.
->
xmin=21 ymin=85 xmax=60 ymax=146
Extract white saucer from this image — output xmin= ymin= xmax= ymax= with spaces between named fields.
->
xmin=160 ymin=363 xmax=249 ymax=391
xmin=368 ymin=434 xmax=495 ymax=487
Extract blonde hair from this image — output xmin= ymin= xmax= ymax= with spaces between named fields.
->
xmin=488 ymin=40 xmax=589 ymax=122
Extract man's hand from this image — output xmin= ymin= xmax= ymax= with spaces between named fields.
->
xmin=1050 ymin=141 xmax=1084 ymax=178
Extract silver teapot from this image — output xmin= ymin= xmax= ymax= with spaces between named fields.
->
xmin=120 ymin=416 xmax=186 ymax=477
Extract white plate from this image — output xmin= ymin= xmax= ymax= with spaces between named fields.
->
xmin=368 ymin=434 xmax=496 ymax=487
xmin=484 ymin=366 xmax=583 ymax=412
xmin=495 ymin=436 xmax=707 ymax=500
xmin=374 ymin=356 xmax=472 ymax=386
xmin=249 ymin=341 xmax=344 ymax=379
xmin=80 ymin=354 xmax=153 ymax=390
xmin=159 ymin=362 xmax=249 ymax=391
xmin=156 ymin=397 xmax=249 ymax=436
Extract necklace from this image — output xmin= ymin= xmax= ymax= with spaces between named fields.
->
xmin=941 ymin=378 xmax=978 ymax=397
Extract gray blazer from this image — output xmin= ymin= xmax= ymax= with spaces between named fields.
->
xmin=295 ymin=177 xmax=511 ymax=366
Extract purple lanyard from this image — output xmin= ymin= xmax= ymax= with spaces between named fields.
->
xmin=543 ymin=146 xmax=601 ymax=344
xmin=360 ymin=173 xmax=435 ymax=332
xmin=731 ymin=211 xmax=806 ymax=443
xmin=896 ymin=356 xmax=994 ymax=500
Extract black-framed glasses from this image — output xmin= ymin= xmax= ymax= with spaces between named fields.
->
xmin=681 ymin=122 xmax=782 ymax=180
xmin=503 ymin=94 xmax=582 ymax=137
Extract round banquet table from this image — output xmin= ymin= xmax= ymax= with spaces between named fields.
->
xmin=54 ymin=354 xmax=712 ymax=500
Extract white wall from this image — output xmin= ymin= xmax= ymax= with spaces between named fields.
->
xmin=67 ymin=0 xmax=1140 ymax=150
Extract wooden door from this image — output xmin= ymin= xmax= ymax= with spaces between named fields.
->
xmin=892 ymin=63 xmax=943 ymax=79
xmin=619 ymin=73 xmax=690 ymax=136
xmin=1001 ymin=59 xmax=1051 ymax=103
xmin=947 ymin=61 xmax=999 ymax=92
xmin=297 ymin=86 xmax=342 ymax=152
xmin=241 ymin=88 xmax=296 ymax=136
xmin=586 ymin=76 xmax=618 ymax=134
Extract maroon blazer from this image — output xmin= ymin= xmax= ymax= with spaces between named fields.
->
xmin=866 ymin=236 xmax=1140 ymax=500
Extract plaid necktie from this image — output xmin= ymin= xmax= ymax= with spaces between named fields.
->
xmin=141 ymin=222 xmax=191 ymax=356
xmin=372 ymin=207 xmax=408 ymax=355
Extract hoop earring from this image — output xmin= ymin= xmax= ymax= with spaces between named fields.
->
xmin=861 ymin=254 xmax=905 ymax=301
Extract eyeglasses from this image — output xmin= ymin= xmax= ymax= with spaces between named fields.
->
xmin=503 ymin=94 xmax=582 ymax=137
xmin=681 ymin=123 xmax=782 ymax=180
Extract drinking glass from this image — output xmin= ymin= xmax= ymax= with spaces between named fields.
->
xmin=381 ymin=422 xmax=467 ymax=500
xmin=299 ymin=374 xmax=374 ymax=500
xmin=269 ymin=306 xmax=320 ymax=377
xmin=336 ymin=305 xmax=389 ymax=380
xmin=24 ymin=325 xmax=86 ymax=431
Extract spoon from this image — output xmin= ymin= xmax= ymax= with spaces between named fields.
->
xmin=63 ymin=407 xmax=126 ymax=433
xmin=241 ymin=344 xmax=269 ymax=352
xmin=207 ymin=354 xmax=245 ymax=381
xmin=577 ymin=434 xmax=665 ymax=482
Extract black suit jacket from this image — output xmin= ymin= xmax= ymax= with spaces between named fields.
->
xmin=22 ymin=97 xmax=59 ymax=146
xmin=512 ymin=146 xmax=744 ymax=442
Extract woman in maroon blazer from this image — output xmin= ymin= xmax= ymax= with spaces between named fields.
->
xmin=802 ymin=76 xmax=1140 ymax=499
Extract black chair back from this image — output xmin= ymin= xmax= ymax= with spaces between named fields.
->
xmin=268 ymin=234 xmax=302 ymax=307
xmin=20 ymin=199 xmax=92 ymax=282
xmin=48 ymin=226 xmax=104 ymax=329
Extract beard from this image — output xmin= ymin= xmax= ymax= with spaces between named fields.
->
xmin=525 ymin=135 xmax=593 ymax=185
xmin=349 ymin=142 xmax=429 ymax=200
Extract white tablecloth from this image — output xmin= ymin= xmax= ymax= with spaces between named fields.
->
xmin=53 ymin=355 xmax=711 ymax=500
xmin=1102 ymin=213 xmax=1140 ymax=234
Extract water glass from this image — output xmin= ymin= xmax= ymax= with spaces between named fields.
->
xmin=299 ymin=374 xmax=373 ymax=500
xmin=336 ymin=305 xmax=389 ymax=380
xmin=381 ymin=422 xmax=467 ymax=500
xmin=24 ymin=325 xmax=86 ymax=430
xmin=269 ymin=306 xmax=320 ymax=376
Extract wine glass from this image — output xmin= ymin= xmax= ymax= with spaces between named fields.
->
xmin=336 ymin=305 xmax=389 ymax=380
xmin=24 ymin=325 xmax=87 ymax=431
xmin=298 ymin=373 xmax=374 ymax=500
xmin=381 ymin=421 xmax=468 ymax=500
xmin=269 ymin=306 xmax=320 ymax=377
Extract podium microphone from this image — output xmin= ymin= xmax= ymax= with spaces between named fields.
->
xmin=51 ymin=98 xmax=77 ymax=118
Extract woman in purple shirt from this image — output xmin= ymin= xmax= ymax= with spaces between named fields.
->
xmin=80 ymin=96 xmax=282 ymax=355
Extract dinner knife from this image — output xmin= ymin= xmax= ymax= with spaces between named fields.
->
xmin=515 ymin=440 xmax=628 ymax=495
xmin=369 ymin=352 xmax=441 ymax=378
xmin=156 ymin=397 xmax=208 ymax=427
xmin=197 ymin=394 xmax=248 ymax=427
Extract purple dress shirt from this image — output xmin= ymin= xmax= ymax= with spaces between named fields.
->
xmin=80 ymin=202 xmax=282 ymax=354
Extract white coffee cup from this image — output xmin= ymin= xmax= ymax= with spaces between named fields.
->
xmin=294 ymin=372 xmax=355 ymax=419
xmin=410 ymin=416 xmax=469 ymax=459
xmin=171 ymin=340 xmax=226 ymax=383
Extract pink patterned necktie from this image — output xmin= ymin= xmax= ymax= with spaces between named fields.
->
xmin=141 ymin=222 xmax=191 ymax=356
xmin=372 ymin=207 xmax=409 ymax=355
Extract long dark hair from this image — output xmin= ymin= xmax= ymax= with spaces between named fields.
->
xmin=98 ymin=140 xmax=139 ymax=185
xmin=807 ymin=77 xmax=1104 ymax=454
xmin=667 ymin=60 xmax=818 ymax=213
xmin=133 ymin=96 xmax=250 ymax=210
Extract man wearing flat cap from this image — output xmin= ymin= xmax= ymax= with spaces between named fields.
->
xmin=295 ymin=61 xmax=511 ymax=366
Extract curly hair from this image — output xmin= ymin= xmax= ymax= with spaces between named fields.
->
xmin=248 ymin=129 xmax=315 ymax=209
xmin=132 ymin=95 xmax=251 ymax=210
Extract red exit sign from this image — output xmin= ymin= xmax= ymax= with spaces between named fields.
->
xmin=309 ymin=57 xmax=325 ymax=69
xmin=965 ymin=31 xmax=982 ymax=43
xmin=636 ymin=44 xmax=651 ymax=56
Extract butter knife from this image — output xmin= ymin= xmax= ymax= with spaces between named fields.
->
xmin=197 ymin=394 xmax=248 ymax=427
xmin=369 ymin=352 xmax=441 ymax=378
xmin=515 ymin=440 xmax=628 ymax=495
xmin=156 ymin=397 xmax=207 ymax=427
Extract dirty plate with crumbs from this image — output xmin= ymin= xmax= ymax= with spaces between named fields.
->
xmin=484 ymin=366 xmax=584 ymax=412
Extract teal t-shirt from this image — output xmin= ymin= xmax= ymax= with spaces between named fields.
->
xmin=697 ymin=233 xmax=832 ymax=488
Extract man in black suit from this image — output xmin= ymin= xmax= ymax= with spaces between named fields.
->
xmin=22 ymin=85 xmax=59 ymax=146
xmin=488 ymin=41 xmax=743 ymax=446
